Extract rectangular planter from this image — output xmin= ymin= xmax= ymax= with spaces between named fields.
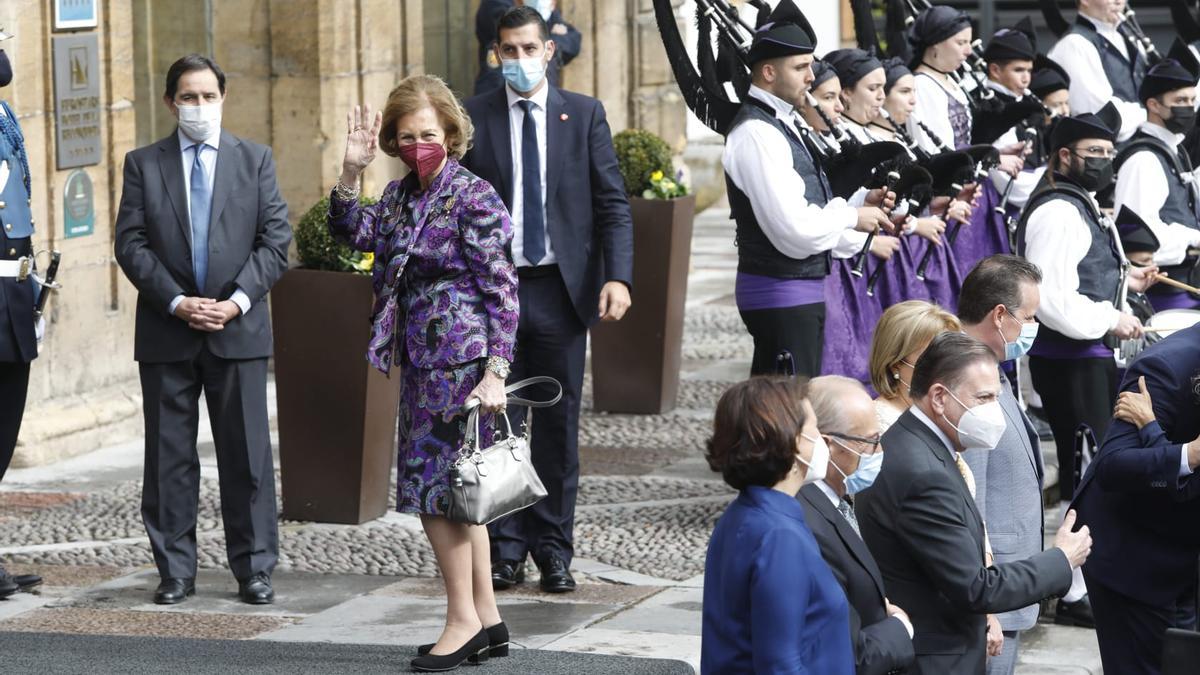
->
xmin=590 ymin=194 xmax=696 ymax=414
xmin=271 ymin=268 xmax=400 ymax=524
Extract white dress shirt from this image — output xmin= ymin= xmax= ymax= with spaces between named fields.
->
xmin=722 ymin=85 xmax=858 ymax=259
xmin=1022 ymin=194 xmax=1121 ymax=339
xmin=1113 ymin=122 xmax=1200 ymax=266
xmin=169 ymin=128 xmax=251 ymax=316
xmin=505 ymin=83 xmax=555 ymax=268
xmin=990 ymin=166 xmax=1047 ymax=210
xmin=912 ymin=72 xmax=969 ymax=155
xmin=1048 ymin=13 xmax=1147 ymax=141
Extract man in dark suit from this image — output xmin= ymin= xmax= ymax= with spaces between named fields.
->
xmin=114 ymin=54 xmax=291 ymax=606
xmin=462 ymin=6 xmax=633 ymax=594
xmin=801 ymin=376 xmax=915 ymax=675
xmin=1072 ymin=322 xmax=1200 ymax=675
xmin=0 ymin=27 xmax=43 ymax=597
xmin=857 ymin=332 xmax=1091 ymax=675
xmin=474 ymin=0 xmax=581 ymax=96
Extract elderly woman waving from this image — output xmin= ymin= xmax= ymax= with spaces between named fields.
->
xmin=328 ymin=74 xmax=519 ymax=673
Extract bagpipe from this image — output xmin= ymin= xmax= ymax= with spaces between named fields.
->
xmin=1040 ymin=0 xmax=1162 ymax=64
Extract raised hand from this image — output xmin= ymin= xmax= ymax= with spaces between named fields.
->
xmin=341 ymin=104 xmax=384 ymax=184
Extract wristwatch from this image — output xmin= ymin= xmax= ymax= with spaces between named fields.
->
xmin=486 ymin=355 xmax=511 ymax=379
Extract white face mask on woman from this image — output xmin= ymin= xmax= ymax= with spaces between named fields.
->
xmin=942 ymin=389 xmax=1006 ymax=450
xmin=798 ymin=433 xmax=830 ymax=486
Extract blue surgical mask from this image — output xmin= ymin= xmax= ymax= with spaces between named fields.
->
xmin=501 ymin=56 xmax=547 ymax=93
xmin=526 ymin=0 xmax=554 ymax=21
xmin=999 ymin=310 xmax=1039 ymax=361
xmin=829 ymin=437 xmax=883 ymax=494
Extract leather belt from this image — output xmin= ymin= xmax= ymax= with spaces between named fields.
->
xmin=0 ymin=256 xmax=31 ymax=280
xmin=517 ymin=264 xmax=558 ymax=279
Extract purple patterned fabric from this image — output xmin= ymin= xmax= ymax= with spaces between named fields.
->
xmin=951 ymin=181 xmax=1011 ymax=279
xmin=821 ymin=258 xmax=883 ymax=385
xmin=947 ymin=94 xmax=971 ymax=150
xmin=327 ymin=159 xmax=520 ymax=374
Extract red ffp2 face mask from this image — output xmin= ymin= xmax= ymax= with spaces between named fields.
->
xmin=398 ymin=142 xmax=447 ymax=180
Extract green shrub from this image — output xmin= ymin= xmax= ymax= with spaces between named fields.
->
xmin=295 ymin=195 xmax=377 ymax=273
xmin=613 ymin=128 xmax=676 ymax=197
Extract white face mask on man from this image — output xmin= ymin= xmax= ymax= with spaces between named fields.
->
xmin=176 ymin=102 xmax=222 ymax=142
xmin=942 ymin=388 xmax=1006 ymax=450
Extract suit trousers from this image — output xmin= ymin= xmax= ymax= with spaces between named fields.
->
xmin=738 ymin=302 xmax=826 ymax=377
xmin=0 ymin=361 xmax=30 ymax=482
xmin=489 ymin=268 xmax=586 ymax=566
xmin=1028 ymin=355 xmax=1118 ymax=501
xmin=1086 ymin=571 xmax=1198 ymax=675
xmin=986 ymin=630 xmax=1021 ymax=675
xmin=138 ymin=346 xmax=278 ymax=581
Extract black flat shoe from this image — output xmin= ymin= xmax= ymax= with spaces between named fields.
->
xmin=0 ymin=574 xmax=17 ymax=599
xmin=419 ymin=621 xmax=510 ymax=657
xmin=154 ymin=577 xmax=196 ymax=605
xmin=12 ymin=574 xmax=43 ymax=592
xmin=238 ymin=572 xmax=274 ymax=605
xmin=537 ymin=555 xmax=576 ymax=594
xmin=1055 ymin=595 xmax=1095 ymax=628
xmin=410 ymin=629 xmax=489 ymax=672
xmin=491 ymin=559 xmax=525 ymax=591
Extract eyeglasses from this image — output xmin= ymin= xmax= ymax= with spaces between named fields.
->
xmin=1071 ymin=146 xmax=1116 ymax=159
xmin=827 ymin=432 xmax=882 ymax=452
xmin=1003 ymin=306 xmax=1037 ymax=324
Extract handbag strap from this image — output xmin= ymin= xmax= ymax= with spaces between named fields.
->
xmin=462 ymin=375 xmax=563 ymax=413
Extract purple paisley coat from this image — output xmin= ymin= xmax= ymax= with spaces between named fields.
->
xmin=327 ymin=159 xmax=519 ymax=375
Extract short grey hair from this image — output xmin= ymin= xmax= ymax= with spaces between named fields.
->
xmin=809 ymin=375 xmax=868 ymax=436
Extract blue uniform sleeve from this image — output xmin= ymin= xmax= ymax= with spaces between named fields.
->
xmin=750 ymin=528 xmax=812 ymax=674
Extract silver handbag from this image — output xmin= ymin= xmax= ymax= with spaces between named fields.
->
xmin=447 ymin=376 xmax=563 ymax=525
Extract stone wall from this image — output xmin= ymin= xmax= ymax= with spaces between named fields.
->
xmin=8 ymin=0 xmax=688 ymax=467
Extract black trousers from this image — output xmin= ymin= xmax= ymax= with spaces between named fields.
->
xmin=739 ymin=302 xmax=826 ymax=377
xmin=0 ymin=361 xmax=31 ymax=482
xmin=489 ymin=268 xmax=586 ymax=566
xmin=1086 ymin=571 xmax=1198 ymax=675
xmin=138 ymin=347 xmax=278 ymax=581
xmin=1029 ymin=355 xmax=1118 ymax=501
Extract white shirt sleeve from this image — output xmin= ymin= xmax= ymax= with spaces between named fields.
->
xmin=1113 ymin=151 xmax=1200 ymax=266
xmin=832 ymin=229 xmax=870 ymax=259
xmin=722 ymin=120 xmax=859 ymax=259
xmin=1049 ymin=34 xmax=1145 ymax=141
xmin=1023 ymin=200 xmax=1122 ymax=339
xmin=913 ymin=76 xmax=953 ymax=155
xmin=1180 ymin=444 xmax=1194 ymax=480
xmin=990 ymin=167 xmax=1045 ymax=209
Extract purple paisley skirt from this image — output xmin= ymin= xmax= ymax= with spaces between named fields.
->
xmin=396 ymin=358 xmax=495 ymax=516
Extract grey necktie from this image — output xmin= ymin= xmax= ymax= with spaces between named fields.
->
xmin=837 ymin=498 xmax=861 ymax=537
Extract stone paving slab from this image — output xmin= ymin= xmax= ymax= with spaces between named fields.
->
xmin=1018 ymin=622 xmax=1103 ymax=674
xmin=541 ymin=627 xmax=702 ymax=673
xmin=3 ymin=562 xmax=132 ymax=588
xmin=0 ymin=588 xmax=50 ymax=621
xmin=377 ymin=576 xmax=663 ymax=606
xmin=586 ymin=585 xmax=703 ymax=637
xmin=0 ymin=607 xmax=296 ymax=639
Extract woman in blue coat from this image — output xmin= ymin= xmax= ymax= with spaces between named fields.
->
xmin=701 ymin=377 xmax=854 ymax=674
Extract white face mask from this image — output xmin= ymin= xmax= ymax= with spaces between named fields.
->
xmin=526 ymin=0 xmax=554 ymax=21
xmin=798 ymin=433 xmax=830 ymax=486
xmin=177 ymin=102 xmax=222 ymax=142
xmin=942 ymin=389 xmax=1007 ymax=450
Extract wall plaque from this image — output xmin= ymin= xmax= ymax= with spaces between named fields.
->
xmin=63 ymin=169 xmax=94 ymax=238
xmin=52 ymin=34 xmax=101 ymax=169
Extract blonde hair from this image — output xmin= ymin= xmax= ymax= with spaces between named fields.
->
xmin=378 ymin=74 xmax=473 ymax=159
xmin=869 ymin=300 xmax=962 ymax=399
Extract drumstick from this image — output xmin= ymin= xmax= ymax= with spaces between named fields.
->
xmin=1153 ymin=273 xmax=1200 ymax=296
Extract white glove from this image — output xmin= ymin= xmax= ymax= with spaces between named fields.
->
xmin=35 ymin=315 xmax=45 ymax=344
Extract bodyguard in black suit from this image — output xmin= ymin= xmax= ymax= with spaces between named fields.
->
xmin=801 ymin=376 xmax=915 ymax=675
xmin=1072 ymin=323 xmax=1200 ymax=675
xmin=857 ymin=332 xmax=1089 ymax=675
xmin=114 ymin=55 xmax=291 ymax=606
xmin=473 ymin=0 xmax=581 ymax=96
xmin=462 ymin=6 xmax=633 ymax=593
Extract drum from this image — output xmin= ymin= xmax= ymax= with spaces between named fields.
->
xmin=1145 ymin=309 xmax=1200 ymax=340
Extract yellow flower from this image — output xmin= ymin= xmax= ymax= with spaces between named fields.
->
xmin=650 ymin=170 xmax=665 ymax=182
xmin=353 ymin=252 xmax=375 ymax=272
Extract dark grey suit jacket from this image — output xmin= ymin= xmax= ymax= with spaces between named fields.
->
xmin=857 ymin=409 xmax=1072 ymax=675
xmin=798 ymin=484 xmax=914 ymax=675
xmin=114 ymin=130 xmax=291 ymax=363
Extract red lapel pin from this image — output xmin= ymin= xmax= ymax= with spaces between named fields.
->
xmin=560 ymin=113 xmax=569 ymax=122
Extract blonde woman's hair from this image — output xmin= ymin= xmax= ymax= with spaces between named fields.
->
xmin=378 ymin=74 xmax=473 ymax=159
xmin=869 ymin=300 xmax=962 ymax=399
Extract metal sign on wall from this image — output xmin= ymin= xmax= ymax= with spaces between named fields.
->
xmin=52 ymin=34 xmax=101 ymax=169
xmin=63 ymin=169 xmax=94 ymax=238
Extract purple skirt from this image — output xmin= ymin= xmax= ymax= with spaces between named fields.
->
xmin=822 ymin=257 xmax=883 ymax=385
xmin=906 ymin=232 xmax=963 ymax=313
xmin=396 ymin=358 xmax=495 ymax=515
xmin=952 ymin=182 xmax=1011 ymax=278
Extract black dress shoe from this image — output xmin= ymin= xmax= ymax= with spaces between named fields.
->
xmin=410 ymin=629 xmax=489 ymax=672
xmin=419 ymin=621 xmax=510 ymax=657
xmin=0 ymin=573 xmax=17 ymax=599
xmin=154 ymin=577 xmax=196 ymax=605
xmin=238 ymin=572 xmax=274 ymax=605
xmin=12 ymin=574 xmax=43 ymax=592
xmin=491 ymin=559 xmax=525 ymax=591
xmin=1055 ymin=595 xmax=1095 ymax=628
xmin=537 ymin=555 xmax=576 ymax=593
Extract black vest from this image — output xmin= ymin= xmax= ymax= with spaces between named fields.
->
xmin=1067 ymin=16 xmax=1146 ymax=102
xmin=1016 ymin=177 xmax=1122 ymax=349
xmin=726 ymin=100 xmax=833 ymax=279
xmin=1116 ymin=131 xmax=1200 ymax=286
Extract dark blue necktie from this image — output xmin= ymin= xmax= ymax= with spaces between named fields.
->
xmin=189 ymin=143 xmax=211 ymax=292
xmin=518 ymin=99 xmax=545 ymax=265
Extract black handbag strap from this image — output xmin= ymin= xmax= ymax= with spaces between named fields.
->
xmin=462 ymin=375 xmax=563 ymax=412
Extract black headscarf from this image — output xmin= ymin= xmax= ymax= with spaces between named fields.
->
xmin=824 ymin=48 xmax=884 ymax=89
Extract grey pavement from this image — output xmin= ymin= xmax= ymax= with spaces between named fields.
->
xmin=0 ymin=200 xmax=1100 ymax=673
